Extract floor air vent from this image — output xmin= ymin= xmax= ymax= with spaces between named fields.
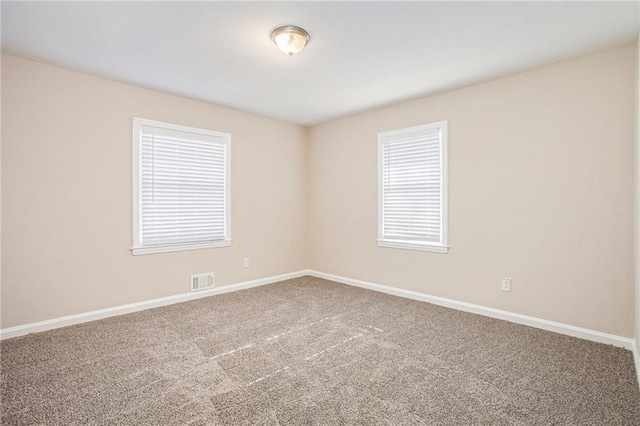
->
xmin=191 ymin=272 xmax=214 ymax=291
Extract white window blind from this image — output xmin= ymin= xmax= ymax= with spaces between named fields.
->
xmin=132 ymin=118 xmax=231 ymax=255
xmin=378 ymin=121 xmax=448 ymax=253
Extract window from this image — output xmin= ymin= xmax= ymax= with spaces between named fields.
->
xmin=132 ymin=118 xmax=231 ymax=255
xmin=378 ymin=121 xmax=448 ymax=253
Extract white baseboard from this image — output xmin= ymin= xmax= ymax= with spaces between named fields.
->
xmin=633 ymin=343 xmax=640 ymax=385
xmin=307 ymin=270 xmax=636 ymax=351
xmin=2 ymin=268 xmax=637 ymax=354
xmin=0 ymin=270 xmax=307 ymax=340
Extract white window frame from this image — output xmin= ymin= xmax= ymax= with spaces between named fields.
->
xmin=132 ymin=117 xmax=231 ymax=255
xmin=377 ymin=121 xmax=448 ymax=254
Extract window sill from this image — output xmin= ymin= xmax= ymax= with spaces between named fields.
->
xmin=132 ymin=240 xmax=232 ymax=256
xmin=377 ymin=240 xmax=449 ymax=254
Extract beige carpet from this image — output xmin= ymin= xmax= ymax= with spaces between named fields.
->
xmin=1 ymin=276 xmax=639 ymax=424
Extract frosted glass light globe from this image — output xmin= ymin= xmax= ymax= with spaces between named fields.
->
xmin=271 ymin=26 xmax=310 ymax=57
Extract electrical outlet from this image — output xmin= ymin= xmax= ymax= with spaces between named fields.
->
xmin=501 ymin=277 xmax=511 ymax=292
xmin=243 ymin=258 xmax=250 ymax=268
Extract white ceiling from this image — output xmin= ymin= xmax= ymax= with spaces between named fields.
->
xmin=2 ymin=2 xmax=639 ymax=126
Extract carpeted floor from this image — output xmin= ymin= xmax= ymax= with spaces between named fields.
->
xmin=1 ymin=276 xmax=639 ymax=425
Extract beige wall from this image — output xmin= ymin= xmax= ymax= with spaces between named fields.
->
xmin=635 ymin=34 xmax=640 ymax=353
xmin=0 ymin=53 xmax=3 ymax=325
xmin=1 ymin=54 xmax=307 ymax=328
xmin=309 ymin=44 xmax=636 ymax=337
xmin=2 ymin=44 xmax=637 ymax=337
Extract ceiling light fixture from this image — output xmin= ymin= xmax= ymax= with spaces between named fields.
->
xmin=271 ymin=25 xmax=310 ymax=57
